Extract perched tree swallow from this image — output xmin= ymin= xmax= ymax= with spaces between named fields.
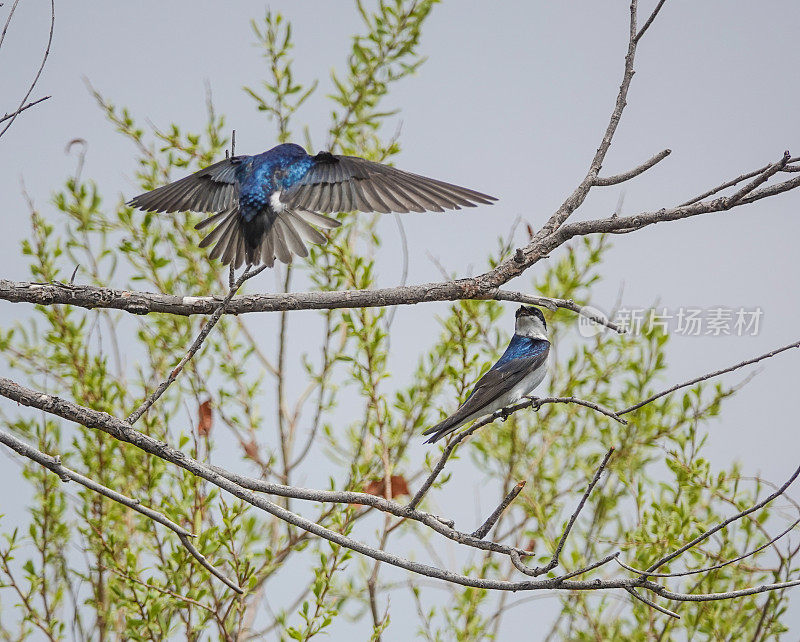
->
xmin=422 ymin=306 xmax=550 ymax=444
xmin=128 ymin=143 xmax=496 ymax=268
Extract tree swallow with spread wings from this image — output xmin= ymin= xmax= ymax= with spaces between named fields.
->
xmin=422 ymin=306 xmax=550 ymax=444
xmin=128 ymin=143 xmax=496 ymax=268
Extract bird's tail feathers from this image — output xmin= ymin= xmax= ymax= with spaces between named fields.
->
xmin=421 ymin=413 xmax=467 ymax=444
xmin=196 ymin=208 xmax=341 ymax=268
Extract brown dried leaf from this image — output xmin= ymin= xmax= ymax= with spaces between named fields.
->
xmin=525 ymin=222 xmax=535 ymax=240
xmin=197 ymin=399 xmax=213 ymax=437
xmin=363 ymin=475 xmax=410 ymax=498
xmin=243 ymin=440 xmax=259 ymax=461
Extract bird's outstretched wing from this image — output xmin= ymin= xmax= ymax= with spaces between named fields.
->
xmin=127 ymin=157 xmax=244 ymax=214
xmin=422 ymin=345 xmax=549 ymax=444
xmin=280 ymin=152 xmax=497 ymax=214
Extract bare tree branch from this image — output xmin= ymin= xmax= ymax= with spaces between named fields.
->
xmin=679 ymin=157 xmax=800 ymax=207
xmin=0 ymin=0 xmax=54 ymax=139
xmin=626 ymin=587 xmax=679 ymax=619
xmin=479 ymin=0 xmax=643 ymax=291
xmin=554 ymin=552 xmax=620 ymax=581
xmin=619 ymin=338 xmax=800 ymax=416
xmin=727 ymin=151 xmax=790 ymax=205
xmin=647 ymin=577 xmax=800 ymax=603
xmin=593 ymin=149 xmax=671 ymax=186
xmin=0 ymin=279 xmax=624 ymax=333
xmin=635 ymin=0 xmax=668 ymax=42
xmin=213 ymin=466 xmax=532 ymax=558
xmin=0 ymin=376 xmax=633 ymax=594
xmin=547 ymin=154 xmax=796 ymax=241
xmin=680 ymin=164 xmax=769 ymax=207
xmin=2 ymin=375 xmax=800 ymax=610
xmin=1 ymin=147 xmax=796 ymax=330
xmin=0 ymin=428 xmax=242 ymax=593
xmin=0 ymin=95 xmax=51 ymax=125
xmin=0 ymin=0 xmax=21 ymax=51
xmin=471 ymin=480 xmax=526 ymax=540
xmin=510 ymin=448 xmax=614 ymax=577
xmin=530 ymin=396 xmax=627 ymax=423
xmin=737 ymin=172 xmax=800 ymax=205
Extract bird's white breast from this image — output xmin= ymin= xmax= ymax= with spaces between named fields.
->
xmin=515 ymin=362 xmax=548 ymax=399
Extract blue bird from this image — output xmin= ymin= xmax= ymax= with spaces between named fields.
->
xmin=423 ymin=306 xmax=550 ymax=444
xmin=128 ymin=143 xmax=496 ymax=268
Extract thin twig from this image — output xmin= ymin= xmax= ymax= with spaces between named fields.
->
xmin=616 ymin=518 xmax=800 ymax=579
xmin=645 ymin=577 xmax=800 ymax=603
xmin=544 ymin=448 xmax=614 ymax=573
xmin=0 ymin=0 xmax=22 ymax=51
xmin=384 ymin=212 xmax=410 ymax=333
xmin=737 ymin=173 xmax=800 ymax=205
xmin=0 ymin=0 xmax=54 ymax=139
xmin=407 ymin=421 xmax=486 ymax=511
xmin=103 ymin=565 xmax=231 ymax=631
xmin=634 ymin=0 xmax=667 ymax=42
xmin=726 ymin=151 xmax=790 ymax=206
xmin=177 ymin=533 xmax=242 ymax=594
xmin=287 ymin=308 xmax=341 ymax=472
xmin=593 ymin=149 xmax=671 ymax=186
xmin=680 ymin=156 xmax=800 ymax=207
xmin=531 ymin=396 xmax=626 ymax=423
xmin=472 ymin=480 xmax=526 ymax=539
xmin=276 ymin=264 xmax=293 ymax=485
xmin=626 ymin=587 xmax=679 ymax=618
xmin=619 ymin=339 xmax=800 ymax=415
xmin=126 ymin=265 xmax=266 ymax=424
xmin=554 ymin=552 xmax=620 ymax=581
xmin=510 ymin=448 xmax=614 ymax=577
xmin=0 ymin=95 xmax=51 ymax=125
xmin=680 ymin=164 xmax=769 ymax=207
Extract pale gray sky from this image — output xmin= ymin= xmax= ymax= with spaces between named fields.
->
xmin=2 ymin=1 xmax=800 ymax=638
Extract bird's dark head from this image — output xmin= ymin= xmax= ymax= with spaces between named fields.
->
xmin=263 ymin=143 xmax=309 ymax=169
xmin=272 ymin=143 xmax=308 ymax=158
xmin=515 ymin=305 xmax=547 ymax=338
xmin=516 ymin=305 xmax=546 ymax=327
xmin=263 ymin=143 xmax=314 ymax=189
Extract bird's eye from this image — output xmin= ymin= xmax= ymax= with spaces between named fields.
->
xmin=273 ymin=168 xmax=287 ymax=183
